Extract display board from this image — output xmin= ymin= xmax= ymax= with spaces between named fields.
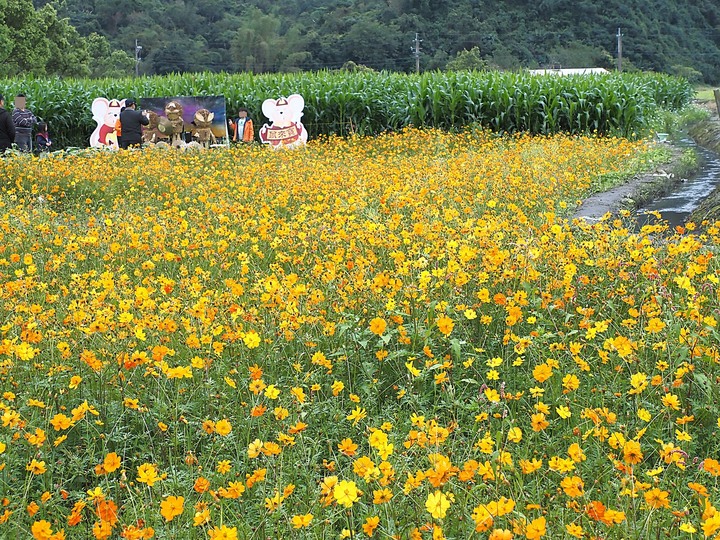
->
xmin=140 ymin=95 xmax=229 ymax=144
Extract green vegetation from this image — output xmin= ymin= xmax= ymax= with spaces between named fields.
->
xmin=21 ymin=0 xmax=720 ymax=83
xmin=0 ymin=0 xmax=133 ymax=78
xmin=0 ymin=70 xmax=693 ymax=147
xmin=695 ymin=86 xmax=717 ymax=101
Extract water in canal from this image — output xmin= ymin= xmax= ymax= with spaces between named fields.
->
xmin=636 ymin=140 xmax=720 ymax=228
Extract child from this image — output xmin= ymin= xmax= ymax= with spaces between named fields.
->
xmin=229 ymin=107 xmax=254 ymax=143
xmin=35 ymin=122 xmax=52 ymax=153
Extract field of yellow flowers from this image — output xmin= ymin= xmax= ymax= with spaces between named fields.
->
xmin=1 ymin=128 xmax=720 ymax=539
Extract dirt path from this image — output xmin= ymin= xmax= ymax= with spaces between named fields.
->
xmin=572 ymin=146 xmax=682 ymax=222
xmin=574 ymin=98 xmax=720 ymax=223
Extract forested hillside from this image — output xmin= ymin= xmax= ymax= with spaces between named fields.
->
xmin=23 ymin=0 xmax=720 ymax=83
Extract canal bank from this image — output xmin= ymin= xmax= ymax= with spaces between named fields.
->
xmin=572 ymin=140 xmax=702 ymax=223
xmin=687 ymin=117 xmax=720 ymax=224
xmin=573 ymin=103 xmax=720 ymax=225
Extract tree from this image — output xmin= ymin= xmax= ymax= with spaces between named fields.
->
xmin=546 ymin=41 xmax=613 ymax=69
xmin=40 ymin=4 xmax=91 ymax=77
xmin=446 ymin=47 xmax=488 ymax=71
xmin=229 ymin=9 xmax=282 ymax=73
xmin=1 ymin=0 xmax=49 ymax=76
xmin=340 ymin=17 xmax=404 ymax=71
xmin=18 ymin=0 xmax=720 ymax=82
xmin=85 ymin=32 xmax=134 ymax=78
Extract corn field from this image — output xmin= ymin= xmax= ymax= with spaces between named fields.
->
xmin=0 ymin=70 xmax=692 ymax=147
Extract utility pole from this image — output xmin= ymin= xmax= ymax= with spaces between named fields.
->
xmin=616 ymin=28 xmax=623 ymax=72
xmin=412 ymin=33 xmax=422 ymax=74
xmin=135 ymin=39 xmax=142 ymax=77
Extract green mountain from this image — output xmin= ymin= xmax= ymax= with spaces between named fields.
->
xmin=29 ymin=0 xmax=720 ymax=83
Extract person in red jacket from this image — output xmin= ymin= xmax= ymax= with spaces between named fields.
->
xmin=229 ymin=107 xmax=254 ymax=143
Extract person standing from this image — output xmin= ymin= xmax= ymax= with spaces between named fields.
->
xmin=230 ymin=107 xmax=254 ymax=142
xmin=119 ymin=99 xmax=149 ymax=149
xmin=12 ymin=93 xmax=37 ymax=152
xmin=0 ymin=94 xmax=16 ymax=152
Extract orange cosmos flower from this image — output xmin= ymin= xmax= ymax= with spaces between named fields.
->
xmin=160 ymin=495 xmax=184 ymax=521
xmin=622 ymin=440 xmax=643 ymax=465
xmin=92 ymin=519 xmax=112 ymax=540
xmin=530 ymin=413 xmax=549 ymax=432
xmin=338 ymin=438 xmax=358 ymax=457
xmin=250 ymin=405 xmax=266 ymax=417
xmin=31 ymin=520 xmax=53 ymax=540
xmin=373 ymin=488 xmax=393 ymax=504
xmin=436 ymin=315 xmax=454 ymax=336
xmin=489 ymin=530 xmax=513 ymax=540
xmin=103 ymin=452 xmax=121 ymax=473
xmin=560 ymin=476 xmax=584 ymax=498
xmin=525 ymin=516 xmax=546 ymax=539
xmin=703 ymin=458 xmax=720 ymax=476
xmin=363 ymin=516 xmax=380 ymax=536
xmin=96 ymin=499 xmax=118 ymax=526
xmin=585 ymin=500 xmax=606 ymax=521
xmin=369 ymin=317 xmax=387 ymax=335
xmin=532 ymin=363 xmax=553 ymax=383
xmin=194 ymin=476 xmax=211 ymax=493
xmin=644 ymin=488 xmax=670 ymax=509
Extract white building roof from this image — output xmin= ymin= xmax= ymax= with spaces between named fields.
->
xmin=528 ymin=68 xmax=611 ymax=75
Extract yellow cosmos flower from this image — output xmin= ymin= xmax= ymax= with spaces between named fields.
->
xmin=334 ymin=480 xmax=359 ymax=508
xmin=136 ymin=463 xmax=161 ymax=486
xmin=346 ymin=406 xmax=367 ymax=425
xmin=507 ymin=427 xmax=522 ymax=443
xmin=425 ymin=490 xmax=451 ymax=519
xmin=215 ymin=419 xmax=232 ymax=436
xmin=26 ymin=459 xmax=47 ymax=475
xmin=291 ymin=513 xmax=313 ymax=529
xmin=662 ymin=393 xmax=681 ymax=410
xmin=208 ymin=525 xmax=238 ymax=540
xmin=243 ymin=331 xmax=261 ymax=349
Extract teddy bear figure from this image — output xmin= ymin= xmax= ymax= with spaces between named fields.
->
xmin=191 ymin=109 xmax=217 ymax=148
xmin=142 ymin=111 xmax=169 ymax=144
xmin=164 ymin=100 xmax=185 ymax=146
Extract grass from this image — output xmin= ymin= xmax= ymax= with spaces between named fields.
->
xmin=694 ymin=85 xmax=718 ymax=101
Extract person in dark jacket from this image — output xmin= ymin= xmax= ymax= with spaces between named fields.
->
xmin=119 ymin=98 xmax=149 ymax=149
xmin=35 ymin=122 xmax=52 ymax=153
xmin=0 ymin=94 xmax=16 ymax=152
xmin=12 ymin=93 xmax=37 ymax=152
